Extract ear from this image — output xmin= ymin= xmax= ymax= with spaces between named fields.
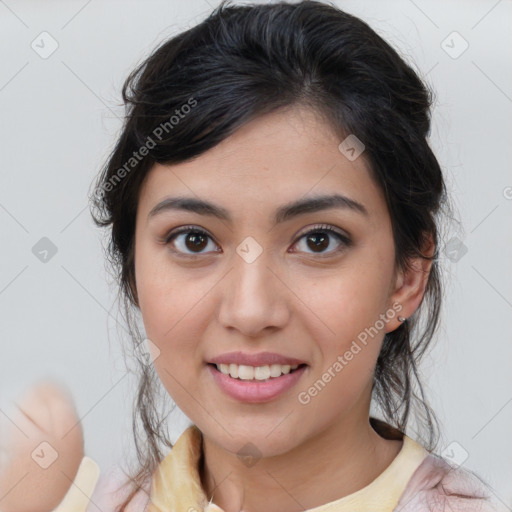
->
xmin=385 ymin=233 xmax=435 ymax=333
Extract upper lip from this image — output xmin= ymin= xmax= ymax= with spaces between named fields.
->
xmin=208 ymin=351 xmax=307 ymax=367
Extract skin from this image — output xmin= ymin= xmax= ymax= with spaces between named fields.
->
xmin=0 ymin=381 xmax=84 ymax=512
xmin=134 ymin=106 xmax=433 ymax=512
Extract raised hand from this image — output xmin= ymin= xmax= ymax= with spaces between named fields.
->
xmin=0 ymin=380 xmax=85 ymax=512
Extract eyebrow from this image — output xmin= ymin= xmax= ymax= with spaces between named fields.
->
xmin=148 ymin=193 xmax=369 ymax=226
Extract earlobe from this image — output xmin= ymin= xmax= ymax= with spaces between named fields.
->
xmin=387 ymin=234 xmax=435 ymax=332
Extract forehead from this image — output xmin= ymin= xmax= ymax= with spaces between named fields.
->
xmin=137 ymin=107 xmax=388 ymax=224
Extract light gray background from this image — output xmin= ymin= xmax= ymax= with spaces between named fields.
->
xmin=1 ymin=0 xmax=511 ymax=507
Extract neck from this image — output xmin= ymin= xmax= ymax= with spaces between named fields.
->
xmin=199 ymin=416 xmax=403 ymax=512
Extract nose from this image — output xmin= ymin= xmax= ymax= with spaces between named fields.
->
xmin=217 ymin=251 xmax=290 ymax=338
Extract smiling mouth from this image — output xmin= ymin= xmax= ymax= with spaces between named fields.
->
xmin=208 ymin=362 xmax=307 ymax=381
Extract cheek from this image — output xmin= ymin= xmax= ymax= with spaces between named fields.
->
xmin=293 ymin=255 xmax=393 ymax=402
xmin=136 ymin=241 xmax=185 ymax=337
xmin=134 ymin=244 xmax=213 ymax=375
xmin=293 ymin=277 xmax=385 ymax=422
xmin=136 ymin=262 xmax=211 ymax=415
xmin=297 ymin=261 xmax=392 ymax=346
xmin=138 ymin=271 xmax=207 ymax=352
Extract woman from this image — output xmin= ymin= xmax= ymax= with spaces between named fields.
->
xmin=0 ymin=1 xmax=502 ymax=511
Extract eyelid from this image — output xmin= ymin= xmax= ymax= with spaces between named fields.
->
xmin=295 ymin=223 xmax=351 ymax=243
xmin=164 ymin=224 xmax=212 ymax=243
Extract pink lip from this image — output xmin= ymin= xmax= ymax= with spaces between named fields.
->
xmin=207 ymin=363 xmax=307 ymax=403
xmin=208 ymin=351 xmax=306 ymax=366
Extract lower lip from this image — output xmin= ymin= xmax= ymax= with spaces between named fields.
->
xmin=207 ymin=364 xmax=307 ymax=403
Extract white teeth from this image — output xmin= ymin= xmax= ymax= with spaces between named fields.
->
xmin=238 ymin=365 xmax=254 ymax=380
xmin=270 ymin=364 xmax=283 ymax=377
xmin=215 ymin=363 xmax=301 ymax=380
xmin=254 ymin=365 xmax=270 ymax=380
xmin=228 ymin=363 xmax=238 ymax=378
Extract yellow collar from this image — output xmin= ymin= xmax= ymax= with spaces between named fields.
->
xmin=147 ymin=425 xmax=428 ymax=512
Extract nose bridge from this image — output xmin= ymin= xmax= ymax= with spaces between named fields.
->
xmin=217 ymin=241 xmax=287 ymax=335
xmin=230 ymin=242 xmax=276 ymax=307
xmin=236 ymin=245 xmax=271 ymax=291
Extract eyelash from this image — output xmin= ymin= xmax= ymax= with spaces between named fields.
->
xmin=164 ymin=224 xmax=352 ymax=258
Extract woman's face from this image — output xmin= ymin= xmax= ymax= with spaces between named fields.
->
xmin=134 ymin=106 xmax=418 ymax=456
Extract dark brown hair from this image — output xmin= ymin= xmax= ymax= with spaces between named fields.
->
xmin=89 ymin=1 xmax=452 ymax=509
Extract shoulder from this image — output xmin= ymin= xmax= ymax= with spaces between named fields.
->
xmin=395 ymin=452 xmax=505 ymax=512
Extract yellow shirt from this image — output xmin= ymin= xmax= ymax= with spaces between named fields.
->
xmin=60 ymin=424 xmax=429 ymax=512
xmin=148 ymin=424 xmax=429 ymax=512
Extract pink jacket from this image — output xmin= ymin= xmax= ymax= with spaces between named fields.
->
xmin=394 ymin=452 xmax=504 ymax=511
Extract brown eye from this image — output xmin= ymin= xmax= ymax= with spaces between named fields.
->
xmin=165 ymin=226 xmax=219 ymax=255
xmin=292 ymin=224 xmax=351 ymax=256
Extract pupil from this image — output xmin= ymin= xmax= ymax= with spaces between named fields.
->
xmin=186 ymin=233 xmax=207 ymax=251
xmin=308 ymin=233 xmax=328 ymax=252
